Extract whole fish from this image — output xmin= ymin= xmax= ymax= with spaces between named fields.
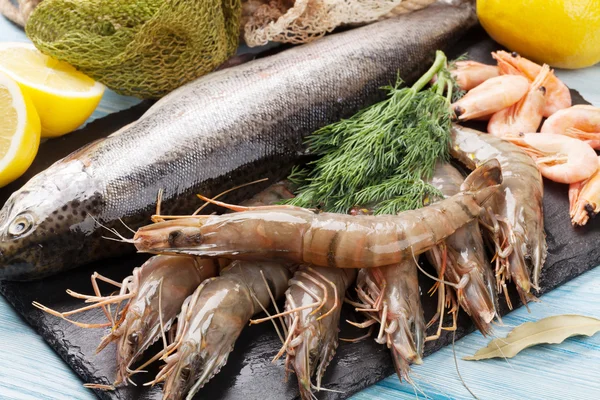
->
xmin=0 ymin=3 xmax=476 ymax=280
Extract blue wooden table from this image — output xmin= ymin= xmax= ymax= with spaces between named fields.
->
xmin=1 ymin=15 xmax=600 ymax=400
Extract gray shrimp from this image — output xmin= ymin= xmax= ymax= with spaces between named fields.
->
xmin=33 ymin=255 xmax=217 ymax=386
xmin=351 ymin=261 xmax=425 ymax=382
xmin=132 ymin=162 xmax=502 ymax=269
xmin=426 ymin=161 xmax=499 ymax=335
xmin=450 ymin=124 xmax=545 ymax=307
xmin=150 ymin=260 xmax=292 ymax=400
xmin=264 ymin=265 xmax=356 ymax=400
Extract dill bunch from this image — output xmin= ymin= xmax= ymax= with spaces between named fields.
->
xmin=286 ymin=50 xmax=457 ymax=214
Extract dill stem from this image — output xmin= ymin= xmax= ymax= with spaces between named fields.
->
xmin=411 ymin=50 xmax=447 ymax=93
xmin=445 ymin=78 xmax=454 ymax=104
xmin=436 ymin=75 xmax=446 ymax=96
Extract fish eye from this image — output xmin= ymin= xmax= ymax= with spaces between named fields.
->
xmin=8 ymin=214 xmax=34 ymax=237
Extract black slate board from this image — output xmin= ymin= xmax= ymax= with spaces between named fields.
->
xmin=1 ymin=24 xmax=599 ymax=400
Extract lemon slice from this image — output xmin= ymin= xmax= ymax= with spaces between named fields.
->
xmin=0 ymin=42 xmax=105 ymax=137
xmin=0 ymin=71 xmax=41 ymax=188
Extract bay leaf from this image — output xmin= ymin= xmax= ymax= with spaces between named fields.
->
xmin=463 ymin=314 xmax=600 ymax=361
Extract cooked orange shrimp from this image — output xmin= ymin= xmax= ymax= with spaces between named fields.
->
xmin=33 ymin=255 xmax=217 ymax=386
xmin=506 ymin=133 xmax=598 ymax=184
xmin=569 ymin=156 xmax=600 ymax=226
xmin=351 ymin=261 xmax=425 ymax=382
xmin=487 ymin=64 xmax=550 ymax=137
xmin=492 ymin=50 xmax=571 ymax=117
xmin=449 ymin=60 xmax=500 ymax=91
xmin=451 ymin=75 xmax=529 ymax=121
xmin=132 ymin=163 xmax=502 ymax=269
xmin=541 ymin=105 xmax=600 ymax=149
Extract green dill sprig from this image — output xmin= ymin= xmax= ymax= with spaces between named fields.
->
xmin=285 ymin=50 xmax=456 ymax=215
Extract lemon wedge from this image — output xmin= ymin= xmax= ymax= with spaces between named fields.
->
xmin=0 ymin=71 xmax=41 ymax=188
xmin=0 ymin=42 xmax=105 ymax=137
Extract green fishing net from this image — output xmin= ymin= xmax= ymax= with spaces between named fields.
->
xmin=25 ymin=0 xmax=242 ymax=98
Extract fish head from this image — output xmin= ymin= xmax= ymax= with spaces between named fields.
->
xmin=0 ymin=160 xmax=102 ymax=280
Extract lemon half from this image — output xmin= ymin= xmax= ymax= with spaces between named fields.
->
xmin=0 ymin=71 xmax=41 ymax=188
xmin=478 ymin=0 xmax=600 ymax=69
xmin=0 ymin=42 xmax=105 ymax=137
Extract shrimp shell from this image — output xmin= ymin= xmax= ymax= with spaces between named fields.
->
xmin=426 ymin=162 xmax=498 ymax=334
xmin=450 ymin=60 xmax=500 ymax=91
xmin=450 ymin=125 xmax=544 ymax=304
xmin=541 ymin=105 xmax=600 ymax=149
xmin=506 ymin=133 xmax=598 ymax=184
xmin=450 ymin=75 xmax=530 ymax=121
xmin=354 ymin=261 xmax=425 ymax=382
xmin=159 ymin=261 xmax=292 ymax=400
xmin=487 ymin=64 xmax=550 ymax=137
xmin=281 ymin=265 xmax=356 ymax=399
xmin=33 ymin=255 xmax=218 ymax=387
xmin=569 ymin=156 xmax=600 ymax=226
xmin=493 ymin=50 xmax=571 ymax=117
xmin=133 ymin=163 xmax=502 ymax=269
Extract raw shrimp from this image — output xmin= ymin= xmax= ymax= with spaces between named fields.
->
xmin=569 ymin=157 xmax=600 ymax=226
xmin=506 ymin=133 xmax=598 ymax=184
xmin=541 ymin=105 xmax=600 ymax=149
xmin=132 ymin=163 xmax=502 ymax=269
xmin=450 ymin=75 xmax=529 ymax=121
xmin=493 ymin=50 xmax=571 ymax=117
xmin=449 ymin=60 xmax=500 ymax=91
xmin=152 ymin=261 xmax=292 ymax=400
xmin=260 ymin=265 xmax=355 ymax=399
xmin=350 ymin=261 xmax=425 ymax=382
xmin=450 ymin=125 xmax=544 ymax=307
xmin=33 ymin=255 xmax=217 ymax=386
xmin=487 ymin=64 xmax=550 ymax=137
xmin=426 ymin=162 xmax=498 ymax=335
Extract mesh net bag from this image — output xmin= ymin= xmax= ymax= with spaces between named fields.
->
xmin=25 ymin=0 xmax=242 ymax=99
xmin=242 ymin=0 xmax=436 ymax=47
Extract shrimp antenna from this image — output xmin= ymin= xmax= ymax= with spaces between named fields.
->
xmin=193 ymin=177 xmax=269 ymax=215
xmin=83 ymin=383 xmax=115 ymax=391
xmin=409 ymin=247 xmax=464 ymax=290
xmin=452 ymin=330 xmax=480 ymax=400
xmin=156 ymin=188 xmax=164 ymax=218
xmin=158 ymin=277 xmax=169 ymax=352
xmin=254 ymin=269 xmax=288 ymax=341
xmin=88 ymin=213 xmax=137 ymax=244
xmin=118 ymin=218 xmax=137 ymax=234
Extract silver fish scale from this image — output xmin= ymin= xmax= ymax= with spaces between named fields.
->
xmin=0 ymin=3 xmax=476 ymax=280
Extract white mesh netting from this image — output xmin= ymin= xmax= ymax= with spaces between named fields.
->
xmin=241 ymin=0 xmax=437 ymax=47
